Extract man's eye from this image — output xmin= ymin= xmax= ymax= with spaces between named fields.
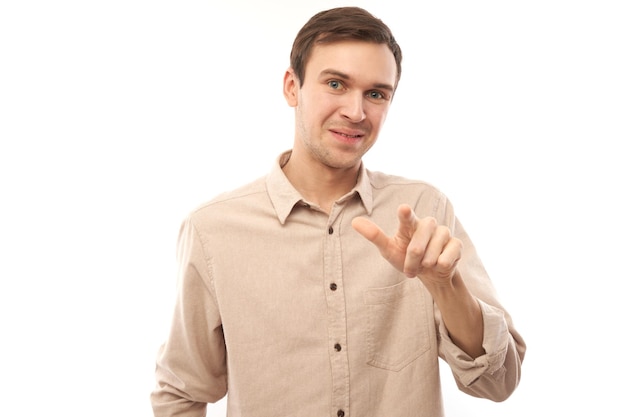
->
xmin=328 ymin=80 xmax=342 ymax=89
xmin=368 ymin=91 xmax=385 ymax=100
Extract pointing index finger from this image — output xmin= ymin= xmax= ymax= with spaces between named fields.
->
xmin=396 ymin=204 xmax=418 ymax=242
xmin=351 ymin=217 xmax=388 ymax=248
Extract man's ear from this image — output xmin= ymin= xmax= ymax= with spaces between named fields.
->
xmin=283 ymin=68 xmax=299 ymax=107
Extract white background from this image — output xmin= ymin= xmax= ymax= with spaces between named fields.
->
xmin=1 ymin=0 xmax=625 ymax=416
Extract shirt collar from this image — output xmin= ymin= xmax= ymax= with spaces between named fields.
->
xmin=266 ymin=150 xmax=374 ymax=224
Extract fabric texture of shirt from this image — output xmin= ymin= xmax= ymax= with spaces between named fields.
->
xmin=151 ymin=150 xmax=526 ymax=417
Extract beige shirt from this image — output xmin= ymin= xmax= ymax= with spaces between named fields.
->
xmin=151 ymin=151 xmax=526 ymax=417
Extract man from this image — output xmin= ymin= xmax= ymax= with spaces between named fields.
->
xmin=151 ymin=6 xmax=525 ymax=417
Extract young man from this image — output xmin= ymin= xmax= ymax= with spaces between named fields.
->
xmin=151 ymin=7 xmax=525 ymax=417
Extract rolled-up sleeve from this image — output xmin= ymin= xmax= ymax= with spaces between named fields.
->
xmin=438 ymin=299 xmax=523 ymax=402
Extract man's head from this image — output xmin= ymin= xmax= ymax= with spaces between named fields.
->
xmin=290 ymin=7 xmax=402 ymax=89
xmin=282 ymin=7 xmax=400 ymax=172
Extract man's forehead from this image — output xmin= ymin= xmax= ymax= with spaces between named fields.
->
xmin=307 ymin=41 xmax=397 ymax=86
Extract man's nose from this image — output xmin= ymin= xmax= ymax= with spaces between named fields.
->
xmin=340 ymin=92 xmax=366 ymax=123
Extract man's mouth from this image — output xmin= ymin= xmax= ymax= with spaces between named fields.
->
xmin=337 ymin=132 xmax=362 ymax=138
xmin=330 ymin=129 xmax=365 ymax=140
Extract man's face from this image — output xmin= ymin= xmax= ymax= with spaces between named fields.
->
xmin=284 ymin=40 xmax=397 ymax=170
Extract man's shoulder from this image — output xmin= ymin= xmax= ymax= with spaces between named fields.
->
xmin=366 ymin=169 xmax=453 ymax=220
xmin=190 ymin=175 xmax=269 ymax=218
xmin=367 ymin=169 xmax=441 ymax=193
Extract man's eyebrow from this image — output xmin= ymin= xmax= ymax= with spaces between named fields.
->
xmin=320 ymin=68 xmax=350 ymax=80
xmin=319 ymin=69 xmax=395 ymax=93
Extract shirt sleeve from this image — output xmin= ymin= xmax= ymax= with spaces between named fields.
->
xmin=437 ymin=299 xmax=523 ymax=401
xmin=150 ymin=216 xmax=228 ymax=417
xmin=436 ymin=194 xmax=526 ymax=402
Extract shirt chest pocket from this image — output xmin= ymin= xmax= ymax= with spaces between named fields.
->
xmin=364 ymin=280 xmax=433 ymax=371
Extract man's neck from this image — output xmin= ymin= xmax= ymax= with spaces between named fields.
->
xmin=282 ymin=153 xmax=360 ymax=214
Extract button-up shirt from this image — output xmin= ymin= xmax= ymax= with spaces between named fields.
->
xmin=151 ymin=151 xmax=526 ymax=417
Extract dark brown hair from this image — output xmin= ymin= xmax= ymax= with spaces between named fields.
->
xmin=290 ymin=7 xmax=402 ymax=88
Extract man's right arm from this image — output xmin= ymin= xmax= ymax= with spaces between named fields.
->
xmin=151 ymin=217 xmax=227 ymax=416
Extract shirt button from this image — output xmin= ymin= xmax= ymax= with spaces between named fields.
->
xmin=330 ymin=283 xmax=337 ymax=291
xmin=334 ymin=343 xmax=342 ymax=352
xmin=328 ymin=226 xmax=334 ymax=234
xmin=337 ymin=410 xmax=345 ymax=417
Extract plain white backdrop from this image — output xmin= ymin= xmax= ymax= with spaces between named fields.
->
xmin=1 ymin=0 xmax=625 ymax=415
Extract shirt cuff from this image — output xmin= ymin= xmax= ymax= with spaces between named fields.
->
xmin=439 ymin=299 xmax=509 ymax=387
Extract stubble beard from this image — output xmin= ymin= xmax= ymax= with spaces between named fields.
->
xmin=297 ymin=118 xmax=373 ymax=171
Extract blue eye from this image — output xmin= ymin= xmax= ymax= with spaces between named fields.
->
xmin=368 ymin=91 xmax=385 ymax=100
xmin=328 ymin=80 xmax=342 ymax=89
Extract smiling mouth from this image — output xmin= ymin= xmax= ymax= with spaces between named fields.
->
xmin=331 ymin=130 xmax=364 ymax=139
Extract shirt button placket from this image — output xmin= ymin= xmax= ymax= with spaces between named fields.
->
xmin=325 ymin=217 xmax=348 ymax=417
